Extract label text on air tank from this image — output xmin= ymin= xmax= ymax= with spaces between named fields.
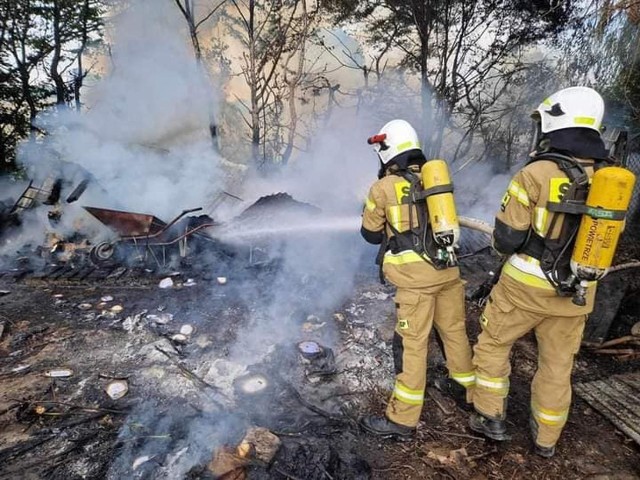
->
xmin=581 ymin=219 xmax=598 ymax=262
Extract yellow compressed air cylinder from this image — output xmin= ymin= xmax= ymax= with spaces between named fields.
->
xmin=421 ymin=159 xmax=460 ymax=247
xmin=570 ymin=166 xmax=636 ymax=282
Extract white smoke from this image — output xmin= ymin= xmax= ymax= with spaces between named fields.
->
xmin=18 ymin=0 xmax=222 ymax=222
xmin=454 ymin=163 xmax=511 ymax=222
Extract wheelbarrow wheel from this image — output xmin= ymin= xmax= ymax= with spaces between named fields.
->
xmin=90 ymin=242 xmax=116 ymax=265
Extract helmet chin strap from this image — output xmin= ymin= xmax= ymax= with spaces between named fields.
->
xmin=377 ymin=159 xmax=386 ymax=179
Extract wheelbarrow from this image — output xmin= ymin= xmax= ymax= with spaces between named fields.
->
xmin=83 ymin=206 xmax=217 ymax=266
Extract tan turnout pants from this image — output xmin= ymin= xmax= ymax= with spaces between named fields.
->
xmin=386 ymin=278 xmax=475 ymax=427
xmin=472 ymin=285 xmax=587 ymax=447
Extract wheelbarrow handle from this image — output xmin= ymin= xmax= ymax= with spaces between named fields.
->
xmin=143 ymin=207 xmax=205 ymax=239
xmin=181 ymin=207 xmax=203 ymax=215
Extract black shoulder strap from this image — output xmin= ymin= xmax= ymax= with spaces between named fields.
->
xmin=527 ymin=152 xmax=588 ymax=185
xmin=375 ymin=230 xmax=389 ymax=284
xmin=529 ymin=153 xmax=591 ymax=216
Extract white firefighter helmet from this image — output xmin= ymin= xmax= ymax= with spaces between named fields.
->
xmin=533 ymin=86 xmax=605 ymax=134
xmin=367 ymin=119 xmax=421 ymax=164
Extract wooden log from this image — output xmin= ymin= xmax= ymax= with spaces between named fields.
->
xmin=574 ymin=378 xmax=640 ymax=445
xmin=593 ymin=348 xmax=637 ymax=355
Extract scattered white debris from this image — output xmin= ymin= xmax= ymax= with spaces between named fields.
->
xmin=0 ymin=290 xmax=10 ymax=296
xmin=333 ymin=313 xmax=345 ymax=322
xmin=52 ymin=293 xmax=64 ymax=299
xmin=147 ymin=313 xmax=173 ymax=325
xmin=179 ymin=324 xmax=194 ymax=336
xmin=132 ymin=455 xmax=154 ymax=471
xmin=236 ymin=374 xmax=269 ymax=394
xmin=122 ymin=314 xmax=144 ymax=333
xmin=171 ymin=333 xmax=188 ymax=344
xmin=44 ymin=368 xmax=73 ymax=378
xmin=96 ymin=302 xmax=108 ymax=309
xmin=78 ymin=303 xmax=92 ymax=310
xmin=362 ymin=291 xmax=389 ymax=301
xmin=302 ymin=321 xmax=326 ymax=332
xmin=345 ymin=303 xmax=365 ymax=316
xmin=110 ymin=305 xmax=124 ymax=314
xmin=0 ymin=322 xmax=4 ymax=340
xmin=159 ymin=277 xmax=174 ymax=289
xmin=11 ymin=364 xmax=30 ymax=374
xmin=163 ymin=447 xmax=188 ymax=472
xmin=106 ymin=380 xmax=129 ymax=400
xmin=184 ymin=278 xmax=197 ymax=287
xmin=216 ymin=277 xmax=228 ymax=285
xmin=195 ymin=335 xmax=212 ymax=349
xmin=205 ymin=359 xmax=247 ymax=396
xmin=101 ymin=295 xmax=114 ymax=302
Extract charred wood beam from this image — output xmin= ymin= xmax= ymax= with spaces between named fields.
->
xmin=574 ymin=377 xmax=640 ymax=445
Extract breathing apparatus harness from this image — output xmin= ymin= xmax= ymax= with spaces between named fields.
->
xmin=374 ymin=161 xmax=456 ymax=283
xmin=520 ymin=152 xmax=614 ymax=297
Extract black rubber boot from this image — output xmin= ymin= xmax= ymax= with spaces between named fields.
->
xmin=469 ymin=412 xmax=509 ymax=441
xmin=433 ymin=377 xmax=472 ymax=411
xmin=534 ymin=444 xmax=556 ymax=458
xmin=360 ymin=415 xmax=414 ymax=439
xmin=529 ymin=416 xmax=556 ymax=458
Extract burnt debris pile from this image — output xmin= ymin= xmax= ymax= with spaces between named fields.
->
xmin=0 ymin=179 xmax=325 ymax=280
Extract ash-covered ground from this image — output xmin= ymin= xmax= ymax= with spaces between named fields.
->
xmin=0 ymin=239 xmax=639 ymax=480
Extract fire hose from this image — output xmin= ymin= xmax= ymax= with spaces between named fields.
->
xmin=458 ymin=216 xmax=494 ymax=236
xmin=457 ymin=215 xmax=640 ymax=273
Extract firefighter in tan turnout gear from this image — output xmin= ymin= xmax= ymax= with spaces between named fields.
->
xmin=470 ymin=87 xmax=636 ymax=457
xmin=359 ymin=119 xmax=475 ymax=438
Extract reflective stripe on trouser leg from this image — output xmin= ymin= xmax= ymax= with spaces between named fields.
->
xmin=476 ymin=374 xmax=509 ymax=395
xmin=472 ymin=284 xmax=540 ymax=420
xmin=450 ymin=371 xmax=476 ymax=388
xmin=386 ymin=287 xmax=435 ymax=427
xmin=392 ymin=381 xmax=424 ymax=406
xmin=531 ymin=314 xmax=586 ymax=447
xmin=432 ymin=279 xmax=475 ymax=400
xmin=531 ymin=402 xmax=568 ymax=426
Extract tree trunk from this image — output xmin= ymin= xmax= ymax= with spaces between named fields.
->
xmin=74 ymin=0 xmax=91 ymax=111
xmin=50 ymin=0 xmax=66 ymax=106
xmin=281 ymin=1 xmax=308 ymax=166
xmin=248 ymin=0 xmax=261 ymax=164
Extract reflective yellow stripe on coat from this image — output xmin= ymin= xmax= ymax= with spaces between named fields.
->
xmin=383 ymin=250 xmax=428 ymax=265
xmin=507 ymin=180 xmax=530 ymax=207
xmin=502 ymin=256 xmax=556 ymax=290
xmin=365 ymin=197 xmax=376 ymax=212
xmin=387 ymin=205 xmax=402 ymax=231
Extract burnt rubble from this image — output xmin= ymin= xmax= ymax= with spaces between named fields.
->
xmin=0 ymin=192 xmax=321 ymax=276
xmin=1 ymin=244 xmax=639 ymax=479
xmin=1 ymin=185 xmax=639 ymax=479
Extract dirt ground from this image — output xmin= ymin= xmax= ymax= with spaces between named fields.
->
xmin=0 ymin=247 xmax=639 ymax=479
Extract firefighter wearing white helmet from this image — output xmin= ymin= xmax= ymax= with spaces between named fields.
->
xmin=469 ymin=86 xmax=636 ymax=457
xmin=359 ymin=119 xmax=475 ymax=438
